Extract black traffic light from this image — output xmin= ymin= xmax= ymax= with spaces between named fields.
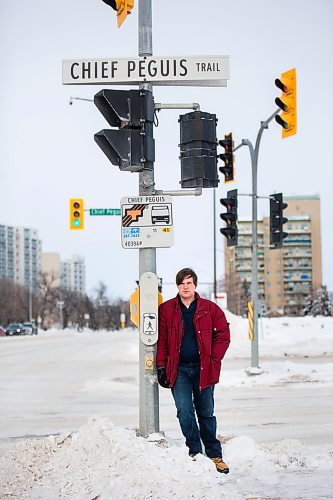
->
xmin=219 ymin=133 xmax=234 ymax=183
xmin=101 ymin=0 xmax=117 ymax=8
xmin=270 ymin=193 xmax=288 ymax=248
xmin=220 ymin=189 xmax=238 ymax=246
xmin=179 ymin=110 xmax=219 ymax=188
xmin=94 ymin=89 xmax=155 ymax=172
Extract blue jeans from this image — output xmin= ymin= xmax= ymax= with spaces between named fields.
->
xmin=171 ymin=363 xmax=222 ymax=458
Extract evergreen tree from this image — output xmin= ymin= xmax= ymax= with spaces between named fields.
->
xmin=309 ymin=286 xmax=332 ymax=317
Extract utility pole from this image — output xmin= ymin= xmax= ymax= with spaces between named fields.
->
xmin=213 ymin=189 xmax=217 ymax=301
xmin=29 ymin=237 xmax=33 ymax=322
xmin=235 ymin=109 xmax=279 ymax=373
xmin=138 ymin=0 xmax=159 ymax=436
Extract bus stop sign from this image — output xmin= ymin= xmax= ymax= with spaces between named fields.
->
xmin=120 ymin=195 xmax=174 ymax=248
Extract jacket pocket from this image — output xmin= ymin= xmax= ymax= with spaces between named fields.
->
xmin=209 ymin=358 xmax=221 ymax=385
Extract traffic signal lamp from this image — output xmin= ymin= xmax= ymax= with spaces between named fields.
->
xmin=101 ymin=0 xmax=134 ymax=28
xmin=179 ymin=110 xmax=218 ymax=188
xmin=220 ymin=189 xmax=238 ymax=246
xmin=94 ymin=89 xmax=155 ymax=172
xmin=275 ymin=68 xmax=297 ymax=138
xmin=219 ymin=133 xmax=234 ymax=183
xmin=70 ymin=198 xmax=84 ymax=230
xmin=269 ymin=193 xmax=288 ymax=248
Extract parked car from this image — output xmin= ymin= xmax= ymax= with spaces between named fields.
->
xmin=22 ymin=322 xmax=38 ymax=335
xmin=0 ymin=325 xmax=6 ymax=336
xmin=5 ymin=323 xmax=24 ymax=336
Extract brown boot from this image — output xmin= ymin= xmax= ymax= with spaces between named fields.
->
xmin=211 ymin=457 xmax=229 ymax=474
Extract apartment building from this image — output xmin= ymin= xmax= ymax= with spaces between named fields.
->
xmin=0 ymin=224 xmax=41 ymax=293
xmin=41 ymin=252 xmax=86 ymax=295
xmin=224 ymin=195 xmax=322 ymax=316
xmin=60 ymin=255 xmax=86 ymax=295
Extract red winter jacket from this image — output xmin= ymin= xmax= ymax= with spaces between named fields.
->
xmin=156 ymin=293 xmax=230 ymax=390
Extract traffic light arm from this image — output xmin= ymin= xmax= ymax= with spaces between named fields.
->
xmin=232 ymin=108 xmax=280 ymax=163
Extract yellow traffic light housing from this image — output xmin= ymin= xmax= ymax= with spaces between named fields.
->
xmin=275 ymin=68 xmax=297 ymax=138
xmin=130 ymin=287 xmax=163 ymax=328
xmin=70 ymin=198 xmax=84 ymax=230
xmin=130 ymin=288 xmax=140 ymax=327
xmin=102 ymin=0 xmax=134 ymax=28
xmin=117 ymin=0 xmax=134 ymax=28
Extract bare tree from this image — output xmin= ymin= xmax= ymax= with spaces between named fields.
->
xmin=0 ymin=278 xmax=32 ymax=325
xmin=37 ymin=272 xmax=60 ymax=328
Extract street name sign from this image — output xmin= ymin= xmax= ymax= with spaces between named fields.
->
xmin=89 ymin=208 xmax=121 ymax=216
xmin=120 ymin=195 xmax=174 ymax=249
xmin=62 ymin=55 xmax=229 ymax=87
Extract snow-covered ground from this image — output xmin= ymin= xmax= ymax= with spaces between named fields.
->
xmin=0 ymin=314 xmax=332 ymax=499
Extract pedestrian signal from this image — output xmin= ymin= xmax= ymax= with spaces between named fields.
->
xmin=94 ymin=89 xmax=155 ymax=172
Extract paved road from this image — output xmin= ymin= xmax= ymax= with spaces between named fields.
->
xmin=1 ymin=331 xmax=332 ymax=454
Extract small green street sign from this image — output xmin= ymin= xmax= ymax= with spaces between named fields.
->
xmin=89 ymin=208 xmax=121 ymax=216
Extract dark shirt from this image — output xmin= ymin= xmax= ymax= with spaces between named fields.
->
xmin=179 ymin=298 xmax=200 ymax=364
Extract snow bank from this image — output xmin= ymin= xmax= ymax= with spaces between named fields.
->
xmin=220 ymin=360 xmax=333 ymax=387
xmin=225 ymin=313 xmax=333 ymax=358
xmin=1 ymin=417 xmax=332 ymax=500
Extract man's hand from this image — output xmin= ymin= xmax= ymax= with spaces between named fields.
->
xmin=157 ymin=366 xmax=169 ymax=388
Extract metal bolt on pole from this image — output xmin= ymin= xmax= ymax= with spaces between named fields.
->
xmin=138 ymin=0 xmax=159 ymax=436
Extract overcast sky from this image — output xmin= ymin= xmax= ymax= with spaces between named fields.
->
xmin=1 ymin=0 xmax=332 ymax=300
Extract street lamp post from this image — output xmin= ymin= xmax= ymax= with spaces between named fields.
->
xmin=29 ymin=238 xmax=33 ymax=322
xmin=213 ymin=188 xmax=217 ymax=301
xmin=234 ymin=109 xmax=279 ymax=373
xmin=57 ymin=300 xmax=64 ymax=330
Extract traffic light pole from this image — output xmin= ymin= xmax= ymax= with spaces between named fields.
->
xmin=213 ymin=189 xmax=217 ymax=301
xmin=138 ymin=0 xmax=159 ymax=436
xmin=235 ymin=109 xmax=279 ymax=373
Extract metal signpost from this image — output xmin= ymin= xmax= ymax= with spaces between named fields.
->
xmin=135 ymin=0 xmax=157 ymax=436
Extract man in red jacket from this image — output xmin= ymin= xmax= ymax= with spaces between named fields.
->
xmin=156 ymin=268 xmax=230 ymax=474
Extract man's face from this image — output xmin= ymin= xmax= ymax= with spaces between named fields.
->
xmin=177 ymin=275 xmax=196 ymax=302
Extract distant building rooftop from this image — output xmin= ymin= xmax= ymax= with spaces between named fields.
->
xmin=284 ymin=194 xmax=320 ymax=200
